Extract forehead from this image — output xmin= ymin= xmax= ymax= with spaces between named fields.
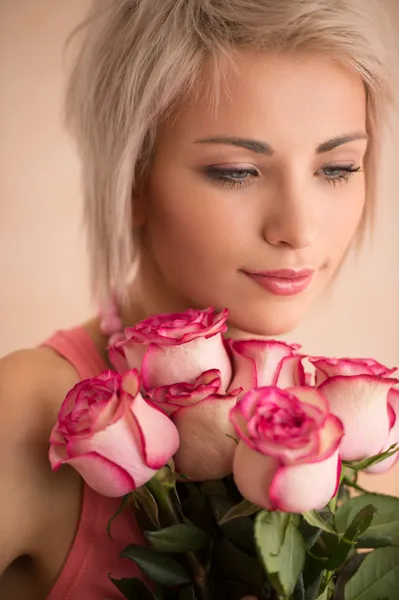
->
xmin=158 ymin=51 xmax=367 ymax=153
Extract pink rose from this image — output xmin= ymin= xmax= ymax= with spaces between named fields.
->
xmin=311 ymin=356 xmax=398 ymax=462
xmin=310 ymin=356 xmax=396 ymax=385
xmin=365 ymin=389 xmax=399 ymax=473
xmin=148 ymin=370 xmax=240 ymax=481
xmin=148 ymin=369 xmax=221 ymax=415
xmin=110 ymin=308 xmax=303 ymax=399
xmin=228 ymin=339 xmax=305 ymax=393
xmin=49 ymin=370 xmax=180 ymax=497
xmin=110 ymin=307 xmax=232 ymax=390
xmin=230 ymin=386 xmax=344 ymax=513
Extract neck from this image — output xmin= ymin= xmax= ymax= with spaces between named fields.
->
xmin=119 ymin=264 xmax=196 ymax=328
xmin=119 ymin=273 xmax=272 ymax=342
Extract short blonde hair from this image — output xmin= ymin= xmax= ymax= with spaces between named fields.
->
xmin=65 ymin=0 xmax=394 ymax=304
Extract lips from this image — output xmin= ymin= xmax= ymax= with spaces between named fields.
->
xmin=244 ymin=268 xmax=315 ymax=296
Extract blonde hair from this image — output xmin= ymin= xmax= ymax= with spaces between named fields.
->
xmin=65 ymin=0 xmax=394 ymax=304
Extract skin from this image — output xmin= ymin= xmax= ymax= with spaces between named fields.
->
xmin=128 ymin=50 xmax=368 ymax=338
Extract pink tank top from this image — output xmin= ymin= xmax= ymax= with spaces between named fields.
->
xmin=42 ymin=327 xmax=146 ymax=600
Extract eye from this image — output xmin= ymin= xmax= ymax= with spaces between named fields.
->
xmin=318 ymin=163 xmax=362 ymax=186
xmin=204 ymin=167 xmax=259 ymax=188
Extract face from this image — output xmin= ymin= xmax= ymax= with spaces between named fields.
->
xmin=137 ymin=51 xmax=368 ymax=336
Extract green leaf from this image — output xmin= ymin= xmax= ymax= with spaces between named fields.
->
xmin=343 ymin=505 xmax=377 ymax=542
xmin=208 ymin=495 xmax=235 ymax=522
xmin=255 ymin=511 xmax=306 ymax=597
xmin=144 ymin=523 xmax=211 ymax=553
xmin=201 ymin=480 xmax=227 ymax=498
xmin=218 ymin=498 xmax=260 ymax=525
xmin=315 ymin=581 xmax=334 ymax=600
xmin=132 ymin=485 xmax=160 ymax=528
xmin=108 ymin=576 xmax=156 ymax=600
xmin=335 ymin=494 xmax=399 ymax=547
xmin=333 ymin=554 xmax=368 ymax=600
xmin=355 ymin=535 xmax=392 ymax=549
xmin=303 ymin=568 xmax=323 ymax=600
xmin=107 ymin=494 xmax=132 ymax=539
xmin=212 ymin=536 xmax=265 ymax=589
xmin=344 ymin=547 xmax=399 ymax=600
xmin=220 ymin=513 xmax=256 ymax=555
xmin=299 ymin=521 xmax=322 ymax=551
xmin=121 ymin=544 xmax=191 ymax=586
xmin=302 ymin=511 xmax=337 ymax=536
xmin=319 ymin=505 xmax=376 ymax=571
xmin=343 ymin=443 xmax=399 ymax=471
xmin=293 ymin=574 xmax=305 ymax=600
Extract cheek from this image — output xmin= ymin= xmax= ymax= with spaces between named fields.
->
xmin=327 ymin=183 xmax=366 ymax=258
xmin=144 ymin=170 xmax=247 ymax=269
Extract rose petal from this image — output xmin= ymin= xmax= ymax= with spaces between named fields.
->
xmin=255 ymin=432 xmax=320 ymax=464
xmin=233 ymin=441 xmax=279 ymax=510
xmin=148 ymin=369 xmax=221 ymax=405
xmin=148 ymin=401 xmax=179 ymax=416
xmin=305 ymin=372 xmax=314 ymax=386
xmin=287 ymin=386 xmax=329 ymax=414
xmin=67 ymin=409 xmax=156 ymax=488
xmin=124 ymin=307 xmax=229 ymax=345
xmin=247 ymin=340 xmax=297 ymax=386
xmin=310 ymin=357 xmax=375 ymax=384
xmin=66 ymin=452 xmax=138 ymax=497
xmin=229 ymin=339 xmax=296 ymax=390
xmin=49 ymin=428 xmax=68 ymax=470
xmin=227 ymin=340 xmax=258 ymax=397
xmin=231 ymin=387 xmax=325 ymax=464
xmin=269 ymin=450 xmax=341 ymax=512
xmin=310 ymin=357 xmax=397 ymax=385
xmin=229 ymin=402 xmax=250 ymax=440
xmin=314 ymin=414 xmax=344 ymax=462
xmin=275 ymin=355 xmax=306 ymax=388
xmin=131 ymin=393 xmax=180 ymax=470
xmin=92 ymin=391 xmax=121 ymax=431
xmin=319 ymin=375 xmax=398 ymax=461
xmin=261 ymin=413 xmax=343 ymax=466
xmin=121 ymin=369 xmax=141 ymax=397
xmin=365 ymin=389 xmax=399 ymax=474
xmin=141 ymin=335 xmax=232 ymax=390
xmin=109 ymin=341 xmax=130 ymax=373
xmin=122 ymin=341 xmax=147 ymax=372
xmin=173 ymin=394 xmax=238 ymax=480
xmin=361 ymin=359 xmax=397 ymax=377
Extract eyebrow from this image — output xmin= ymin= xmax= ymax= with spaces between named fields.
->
xmin=194 ymin=132 xmax=368 ymax=155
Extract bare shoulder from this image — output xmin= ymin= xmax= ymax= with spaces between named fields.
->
xmin=0 ymin=347 xmax=80 ymax=572
xmin=0 ymin=346 xmax=79 ymax=406
xmin=0 ymin=347 xmax=80 ymax=441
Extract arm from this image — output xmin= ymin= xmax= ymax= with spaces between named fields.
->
xmin=0 ymin=348 xmax=79 ymax=580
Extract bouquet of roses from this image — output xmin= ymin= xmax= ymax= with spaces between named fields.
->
xmin=49 ymin=308 xmax=399 ymax=600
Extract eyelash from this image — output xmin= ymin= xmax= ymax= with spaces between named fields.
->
xmin=205 ymin=164 xmax=362 ymax=189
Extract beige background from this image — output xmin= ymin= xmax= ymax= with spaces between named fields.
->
xmin=1 ymin=0 xmax=398 ymax=493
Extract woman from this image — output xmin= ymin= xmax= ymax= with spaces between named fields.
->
xmin=0 ymin=0 xmax=393 ymax=598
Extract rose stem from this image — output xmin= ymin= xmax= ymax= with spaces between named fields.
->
xmin=147 ymin=477 xmax=211 ymax=600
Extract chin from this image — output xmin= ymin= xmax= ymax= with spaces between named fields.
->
xmin=226 ymin=303 xmax=308 ymax=339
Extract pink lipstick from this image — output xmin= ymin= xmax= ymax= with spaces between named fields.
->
xmin=244 ymin=268 xmax=315 ymax=296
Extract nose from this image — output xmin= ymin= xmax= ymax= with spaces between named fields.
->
xmin=262 ymin=180 xmax=320 ymax=249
